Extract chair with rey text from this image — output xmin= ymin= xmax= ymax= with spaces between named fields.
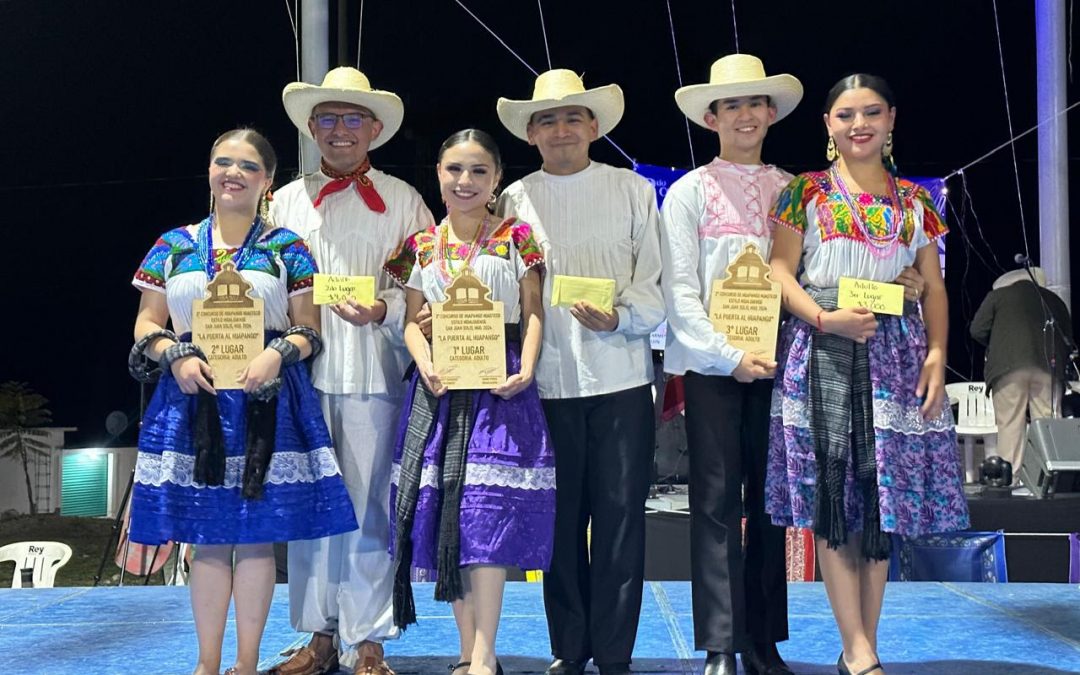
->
xmin=0 ymin=541 xmax=73 ymax=588
xmin=946 ymin=381 xmax=998 ymax=483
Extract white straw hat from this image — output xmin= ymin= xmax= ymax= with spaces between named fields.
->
xmin=282 ymin=67 xmax=404 ymax=150
xmin=675 ymin=54 xmax=803 ymax=128
xmin=497 ymin=69 xmax=624 ymax=142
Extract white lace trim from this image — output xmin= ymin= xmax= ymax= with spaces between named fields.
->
xmin=135 ymin=447 xmax=341 ymax=488
xmin=771 ymin=396 xmax=953 ymax=435
xmin=390 ymin=463 xmax=556 ymax=491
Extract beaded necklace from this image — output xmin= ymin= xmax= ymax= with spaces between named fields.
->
xmin=433 ymin=214 xmax=490 ymax=286
xmin=196 ymin=214 xmax=265 ymax=280
xmin=829 ymin=163 xmax=905 ymax=259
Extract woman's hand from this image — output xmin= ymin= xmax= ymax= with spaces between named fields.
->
xmin=237 ymin=348 xmax=283 ymax=394
xmin=916 ymin=348 xmax=947 ymax=419
xmin=172 ymin=356 xmax=216 ymax=395
xmin=418 ymin=360 xmax=448 ymax=398
xmin=822 ymin=307 xmax=878 ymax=343
xmin=893 ymin=266 xmax=926 ymax=302
xmin=490 ymin=369 xmax=534 ymax=400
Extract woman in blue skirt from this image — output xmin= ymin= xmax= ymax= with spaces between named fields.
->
xmin=128 ymin=128 xmax=357 ymax=675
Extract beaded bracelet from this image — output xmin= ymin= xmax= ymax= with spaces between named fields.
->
xmin=267 ymin=337 xmax=301 ymax=366
xmin=128 ymin=329 xmax=179 ymax=383
xmin=159 ymin=342 xmax=207 ymax=374
xmin=250 ymin=377 xmax=283 ymax=402
xmin=282 ymin=325 xmax=323 ymax=360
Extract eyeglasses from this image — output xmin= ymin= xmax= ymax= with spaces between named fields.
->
xmin=312 ymin=112 xmax=375 ymax=130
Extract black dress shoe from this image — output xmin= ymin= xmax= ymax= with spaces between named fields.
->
xmin=742 ymin=643 xmax=794 ymax=675
xmin=546 ymin=659 xmax=587 ymax=675
xmin=703 ymin=652 xmax=737 ymax=675
xmin=596 ymin=663 xmax=631 ymax=675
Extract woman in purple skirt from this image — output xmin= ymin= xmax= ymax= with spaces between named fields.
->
xmin=766 ymin=75 xmax=969 ymax=675
xmin=384 ymin=128 xmax=555 ymax=675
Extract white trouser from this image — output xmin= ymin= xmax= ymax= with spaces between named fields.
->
xmin=288 ymin=392 xmax=403 ymax=662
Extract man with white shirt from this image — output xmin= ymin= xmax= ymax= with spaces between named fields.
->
xmin=269 ymin=67 xmax=432 ymax=675
xmin=497 ymin=69 xmax=665 ymax=675
xmin=662 ymin=54 xmax=803 ymax=675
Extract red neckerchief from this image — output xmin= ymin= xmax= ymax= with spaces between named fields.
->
xmin=313 ymin=158 xmax=386 ymax=213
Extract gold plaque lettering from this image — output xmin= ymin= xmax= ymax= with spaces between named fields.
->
xmin=708 ymin=243 xmax=782 ymax=359
xmin=431 ymin=268 xmax=507 ymax=390
xmin=191 ymin=261 xmax=265 ymax=390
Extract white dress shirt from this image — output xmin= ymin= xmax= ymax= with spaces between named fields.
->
xmin=660 ymin=158 xmax=792 ymax=376
xmin=499 ymin=161 xmax=665 ymax=399
xmin=271 ymin=168 xmax=433 ymax=396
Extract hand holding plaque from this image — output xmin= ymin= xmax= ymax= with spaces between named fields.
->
xmin=431 ymin=268 xmax=507 ymax=390
xmin=191 ymin=261 xmax=265 ymax=390
xmin=708 ymin=243 xmax=782 ymax=360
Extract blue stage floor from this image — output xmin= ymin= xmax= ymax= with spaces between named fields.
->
xmin=1 ymin=582 xmax=1078 ymax=674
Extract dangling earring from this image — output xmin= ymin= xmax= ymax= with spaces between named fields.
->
xmin=826 ymin=136 xmax=838 ymax=162
xmin=208 ymin=193 xmax=215 ymax=216
xmin=882 ymin=131 xmax=894 ymax=161
xmin=487 ymin=189 xmax=499 ymax=213
xmin=259 ymin=189 xmax=273 ymax=225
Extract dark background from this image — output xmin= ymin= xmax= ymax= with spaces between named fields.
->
xmin=2 ymin=0 xmax=1074 ymax=446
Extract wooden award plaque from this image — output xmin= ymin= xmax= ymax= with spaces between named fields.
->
xmin=431 ymin=268 xmax=507 ymax=390
xmin=191 ymin=261 xmax=265 ymax=390
xmin=708 ymin=243 xmax=782 ymax=359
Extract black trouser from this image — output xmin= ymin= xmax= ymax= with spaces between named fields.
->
xmin=683 ymin=372 xmax=789 ymax=653
xmin=541 ymin=384 xmax=655 ymax=667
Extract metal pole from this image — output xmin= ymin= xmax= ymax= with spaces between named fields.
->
xmin=1036 ymin=0 xmax=1071 ymax=309
xmin=337 ymin=0 xmax=349 ymax=67
xmin=300 ymin=0 xmax=330 ymax=174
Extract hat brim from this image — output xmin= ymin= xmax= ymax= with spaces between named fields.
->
xmin=674 ymin=75 xmax=803 ymax=129
xmin=496 ymin=84 xmax=625 ymax=142
xmin=282 ymin=84 xmax=404 ymax=150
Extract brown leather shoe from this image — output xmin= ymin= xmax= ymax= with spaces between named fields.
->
xmin=267 ymin=645 xmax=340 ymax=675
xmin=353 ymin=641 xmax=395 ymax=675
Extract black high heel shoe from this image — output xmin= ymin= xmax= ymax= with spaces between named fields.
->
xmin=837 ymin=653 xmax=883 ymax=675
xmin=449 ymin=662 xmax=472 ymax=675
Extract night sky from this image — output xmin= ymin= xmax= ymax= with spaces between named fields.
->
xmin=2 ymin=0 xmax=1073 ymax=446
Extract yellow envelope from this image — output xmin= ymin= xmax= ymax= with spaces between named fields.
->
xmin=837 ymin=277 xmax=905 ymax=316
xmin=550 ymin=275 xmax=616 ymax=313
xmin=312 ymin=274 xmax=376 ymax=306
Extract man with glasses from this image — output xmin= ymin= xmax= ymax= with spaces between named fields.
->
xmin=269 ymin=67 xmax=433 ymax=675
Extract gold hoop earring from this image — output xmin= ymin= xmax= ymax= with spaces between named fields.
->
xmin=883 ymin=131 xmax=894 ymax=161
xmin=826 ymin=136 xmax=838 ymax=162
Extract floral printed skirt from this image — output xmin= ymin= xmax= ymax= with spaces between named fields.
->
xmin=765 ymin=310 xmax=970 ymax=538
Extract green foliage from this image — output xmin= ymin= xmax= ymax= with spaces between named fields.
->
xmin=0 ymin=382 xmax=55 ymax=514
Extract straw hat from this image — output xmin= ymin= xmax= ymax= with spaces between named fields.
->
xmin=282 ymin=67 xmax=404 ymax=150
xmin=497 ymin=69 xmax=624 ymax=142
xmin=675 ymin=54 xmax=803 ymax=129
xmin=993 ymin=267 xmax=1046 ymax=289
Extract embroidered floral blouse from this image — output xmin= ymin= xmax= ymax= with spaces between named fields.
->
xmin=769 ymin=170 xmax=948 ymax=288
xmin=132 ymin=221 xmax=316 ymax=334
xmin=383 ymin=217 xmax=544 ymax=324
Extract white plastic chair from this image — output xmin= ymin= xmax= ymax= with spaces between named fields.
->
xmin=0 ymin=541 xmax=72 ymax=588
xmin=945 ymin=382 xmax=998 ymax=483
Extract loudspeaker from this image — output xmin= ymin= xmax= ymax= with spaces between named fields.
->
xmin=1019 ymin=418 xmax=1080 ymax=498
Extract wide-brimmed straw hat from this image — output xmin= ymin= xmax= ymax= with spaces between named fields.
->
xmin=282 ymin=67 xmax=404 ymax=150
xmin=994 ymin=267 xmax=1046 ymax=289
xmin=675 ymin=54 xmax=803 ymax=129
xmin=497 ymin=69 xmax=624 ymax=142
